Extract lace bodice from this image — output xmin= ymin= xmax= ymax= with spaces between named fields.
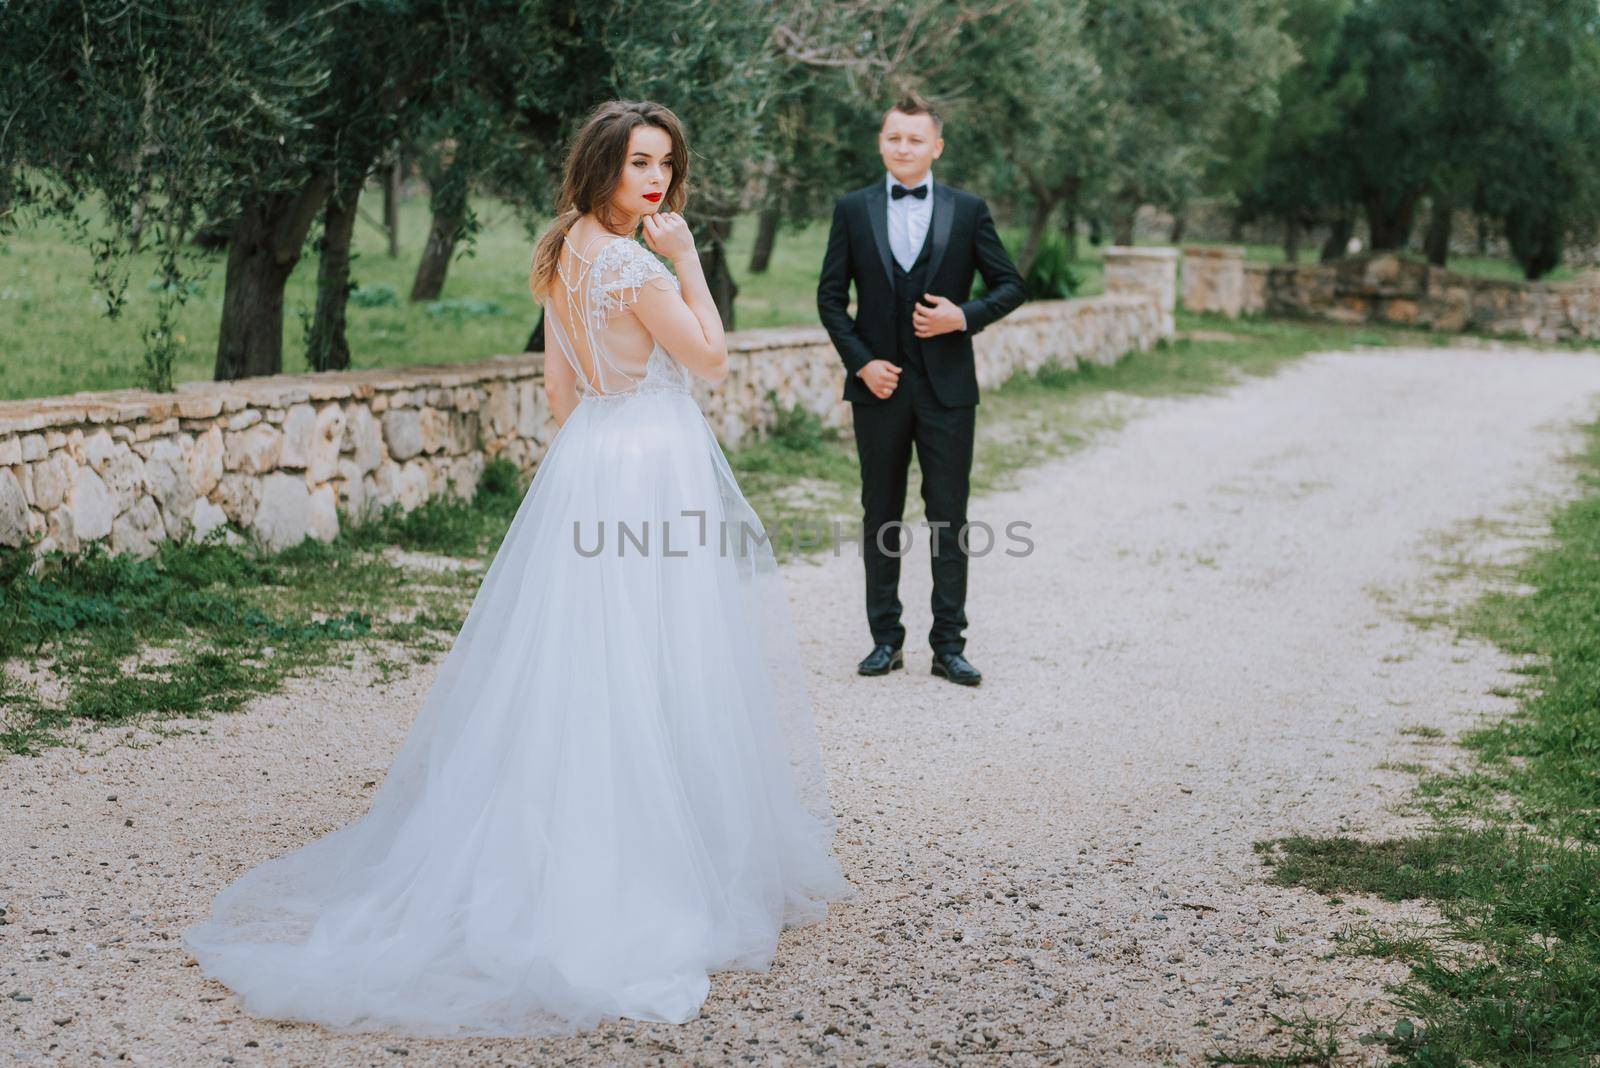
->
xmin=543 ymin=232 xmax=693 ymax=402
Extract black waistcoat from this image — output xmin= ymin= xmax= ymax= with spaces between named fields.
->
xmin=891 ymin=216 xmax=937 ymax=372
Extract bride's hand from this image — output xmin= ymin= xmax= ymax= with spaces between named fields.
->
xmin=642 ymin=211 xmax=696 ymax=262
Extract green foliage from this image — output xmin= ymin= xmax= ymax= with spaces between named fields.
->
xmin=349 ymin=283 xmax=399 ymax=308
xmin=422 ymin=298 xmax=504 ymax=321
xmin=1021 ymin=233 xmax=1083 ymax=299
xmin=763 ymin=390 xmax=841 ymax=455
xmin=1086 ymin=0 xmax=1296 ymax=236
xmin=1229 ymin=0 xmax=1600 ymax=276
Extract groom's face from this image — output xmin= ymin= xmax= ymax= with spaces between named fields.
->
xmin=878 ymin=111 xmax=943 ymax=186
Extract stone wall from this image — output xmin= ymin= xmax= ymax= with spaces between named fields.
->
xmin=1102 ymin=247 xmax=1178 ymax=338
xmin=1180 ymin=245 xmax=1247 ymax=319
xmin=0 ymin=280 xmax=1174 ymax=560
xmin=1182 ymin=250 xmax=1600 ymax=343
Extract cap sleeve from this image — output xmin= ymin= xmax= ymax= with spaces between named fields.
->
xmin=595 ymin=237 xmax=679 ymax=313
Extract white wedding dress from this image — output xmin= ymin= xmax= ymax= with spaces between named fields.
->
xmin=183 ymin=230 xmax=852 ymax=1037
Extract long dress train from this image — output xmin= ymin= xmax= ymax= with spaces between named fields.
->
xmin=182 ymin=231 xmax=852 ymax=1037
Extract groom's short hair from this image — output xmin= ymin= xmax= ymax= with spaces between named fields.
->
xmin=883 ymin=93 xmax=943 ymax=133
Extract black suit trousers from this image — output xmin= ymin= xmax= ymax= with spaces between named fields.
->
xmin=850 ymin=361 xmax=975 ymax=655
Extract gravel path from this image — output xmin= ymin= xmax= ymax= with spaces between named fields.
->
xmin=6 ymin=345 xmax=1600 ymax=1066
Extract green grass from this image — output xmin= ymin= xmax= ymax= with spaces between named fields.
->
xmin=0 ymin=187 xmax=1108 ymax=401
xmin=5 ymin=180 xmax=1567 ymax=403
xmin=1250 ymin=416 xmax=1600 ymax=1064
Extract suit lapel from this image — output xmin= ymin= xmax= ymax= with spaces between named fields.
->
xmin=867 ymin=183 xmax=895 ymax=287
xmin=924 ymin=183 xmax=956 ymax=283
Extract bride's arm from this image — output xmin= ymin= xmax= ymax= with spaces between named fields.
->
xmin=630 ymin=213 xmax=728 ymax=384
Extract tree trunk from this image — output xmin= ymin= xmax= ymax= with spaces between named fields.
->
xmin=1088 ymin=215 xmax=1103 ymax=247
xmin=1111 ymin=207 xmax=1136 ymax=246
xmin=1017 ymin=196 xmax=1058 ymax=278
xmin=1228 ymin=214 xmax=1245 ymax=242
xmin=1061 ymin=202 xmax=1079 ymax=262
xmin=410 ymin=169 xmax=467 ymax=302
xmin=1424 ymin=197 xmax=1451 ymax=267
xmin=1284 ymin=216 xmax=1300 ymax=263
xmin=1363 ymin=190 xmax=1418 ymax=251
xmin=384 ymin=151 xmax=402 ymax=258
xmin=747 ymin=203 xmax=780 ymax=274
xmin=1168 ymin=209 xmax=1186 ymax=244
xmin=214 ymin=175 xmax=332 ymax=381
xmin=307 ymin=177 xmax=363 ymax=372
xmin=1320 ymin=216 xmax=1353 ymax=262
xmin=697 ymin=215 xmax=738 ymax=331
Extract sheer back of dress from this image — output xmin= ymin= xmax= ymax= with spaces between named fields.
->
xmin=542 ymin=230 xmax=682 ymax=399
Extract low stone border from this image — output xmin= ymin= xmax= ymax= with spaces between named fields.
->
xmin=0 ymin=260 xmax=1177 ymax=558
xmin=1181 ymin=247 xmax=1600 ymax=341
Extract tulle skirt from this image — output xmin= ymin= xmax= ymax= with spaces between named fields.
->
xmin=183 ymin=387 xmax=853 ymax=1037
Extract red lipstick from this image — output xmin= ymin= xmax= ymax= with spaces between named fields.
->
xmin=643 ymin=192 xmax=663 ymax=203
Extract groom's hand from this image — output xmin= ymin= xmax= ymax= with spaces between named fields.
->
xmin=856 ymin=359 xmax=902 ymax=399
xmin=913 ymin=293 xmax=967 ymax=338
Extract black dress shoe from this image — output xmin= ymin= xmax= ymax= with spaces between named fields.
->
xmin=931 ymin=650 xmax=981 ymax=686
xmin=857 ymin=643 xmax=904 ymax=676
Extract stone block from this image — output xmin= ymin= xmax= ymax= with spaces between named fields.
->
xmin=253 ymin=472 xmax=311 ymax=553
xmin=101 ymin=445 xmax=148 ymax=513
xmin=307 ymin=484 xmax=339 ymax=543
xmin=485 ymin=384 xmax=517 ymax=436
xmin=306 ymin=404 xmax=346 ymax=485
xmin=224 ymin=424 xmax=283 ymax=475
xmin=345 ymin=405 xmax=383 ymax=473
xmin=111 ymin=497 xmax=163 ymax=558
xmin=190 ymin=427 xmax=224 ymax=496
xmin=84 ymin=429 xmax=116 ymax=472
xmin=419 ymin=407 xmax=450 ymax=454
xmin=66 ymin=466 xmax=115 ymax=543
xmin=383 ymin=409 xmax=424 ymax=461
xmin=32 ymin=452 xmax=73 ymax=512
xmin=0 ymin=468 xmax=29 ymax=548
xmin=278 ymin=403 xmax=317 ymax=468
xmin=192 ymin=498 xmax=230 ymax=542
xmin=397 ymin=461 xmax=430 ymax=511
xmin=213 ymin=473 xmax=262 ymax=529
xmin=336 ymin=458 xmax=371 ymax=526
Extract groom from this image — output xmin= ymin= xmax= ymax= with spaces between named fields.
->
xmin=816 ymin=93 xmax=1025 ymax=686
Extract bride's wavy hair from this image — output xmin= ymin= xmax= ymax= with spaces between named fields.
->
xmin=529 ymin=100 xmax=691 ymax=300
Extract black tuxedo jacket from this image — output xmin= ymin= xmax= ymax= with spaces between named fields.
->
xmin=816 ymin=180 xmax=1025 ymax=407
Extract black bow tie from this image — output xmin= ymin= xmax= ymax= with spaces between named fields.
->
xmin=891 ymin=183 xmax=928 ymax=201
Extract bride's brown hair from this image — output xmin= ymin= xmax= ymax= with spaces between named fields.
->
xmin=528 ymin=100 xmax=691 ymax=301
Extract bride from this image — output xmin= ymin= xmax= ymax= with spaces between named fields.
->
xmin=183 ymin=99 xmax=852 ymax=1038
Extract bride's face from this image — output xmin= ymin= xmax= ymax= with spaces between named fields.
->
xmin=612 ymin=125 xmax=674 ymax=222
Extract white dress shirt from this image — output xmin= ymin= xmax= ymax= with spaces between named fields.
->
xmin=885 ymin=169 xmax=933 ymax=271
